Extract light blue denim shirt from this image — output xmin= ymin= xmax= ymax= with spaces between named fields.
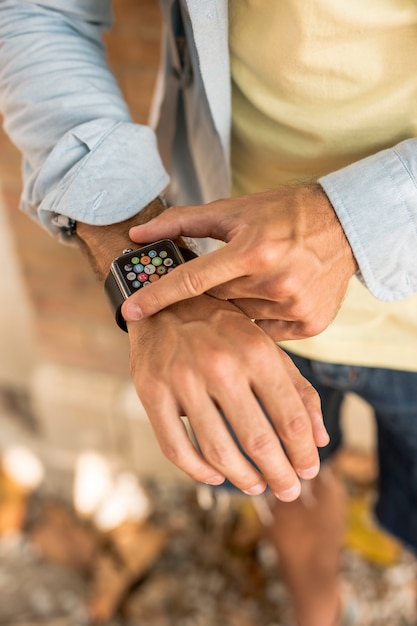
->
xmin=0 ymin=0 xmax=416 ymax=302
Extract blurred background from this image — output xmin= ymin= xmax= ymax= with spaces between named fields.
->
xmin=0 ymin=1 xmax=415 ymax=625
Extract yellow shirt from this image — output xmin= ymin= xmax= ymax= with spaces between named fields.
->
xmin=229 ymin=0 xmax=417 ymax=372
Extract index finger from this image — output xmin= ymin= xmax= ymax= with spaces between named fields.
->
xmin=121 ymin=244 xmax=247 ymax=321
xmin=129 ymin=201 xmax=237 ymax=243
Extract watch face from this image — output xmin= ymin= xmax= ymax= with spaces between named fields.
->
xmin=112 ymin=240 xmax=184 ymax=297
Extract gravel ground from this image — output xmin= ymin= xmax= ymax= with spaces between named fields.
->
xmin=0 ymin=478 xmax=416 ymax=626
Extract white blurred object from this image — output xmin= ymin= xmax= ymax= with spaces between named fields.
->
xmin=2 ymin=445 xmax=44 ymax=490
xmin=73 ymin=451 xmax=151 ymax=531
xmin=94 ymin=472 xmax=151 ymax=531
xmin=73 ymin=451 xmax=113 ymax=517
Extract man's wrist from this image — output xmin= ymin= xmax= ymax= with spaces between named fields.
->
xmin=76 ymin=197 xmax=167 ymax=279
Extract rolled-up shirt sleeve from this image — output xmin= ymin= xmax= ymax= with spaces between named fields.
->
xmin=319 ymin=138 xmax=417 ymax=302
xmin=0 ymin=0 xmax=169 ymax=236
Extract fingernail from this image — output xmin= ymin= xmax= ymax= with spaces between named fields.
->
xmin=297 ymin=465 xmax=319 ymax=480
xmin=205 ymin=475 xmax=225 ymax=486
xmin=316 ymin=412 xmax=330 ymax=437
xmin=275 ymin=482 xmax=301 ymax=502
xmin=124 ymin=302 xmax=143 ymax=321
xmin=243 ymin=482 xmax=266 ymax=496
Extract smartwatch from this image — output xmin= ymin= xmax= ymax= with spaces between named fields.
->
xmin=104 ymin=239 xmax=197 ymax=331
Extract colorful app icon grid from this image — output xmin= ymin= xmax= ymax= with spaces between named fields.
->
xmin=122 ymin=246 xmax=179 ymax=293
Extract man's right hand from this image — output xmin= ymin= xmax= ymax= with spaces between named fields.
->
xmin=125 ymin=185 xmax=358 ymax=341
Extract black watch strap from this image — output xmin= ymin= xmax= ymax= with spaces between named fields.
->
xmin=105 ymin=243 xmax=198 ymax=332
xmin=104 ymin=270 xmax=129 ymax=332
xmin=173 ymin=246 xmax=199 ymax=262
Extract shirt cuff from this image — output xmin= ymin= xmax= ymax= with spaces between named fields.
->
xmin=319 ymin=139 xmax=417 ymax=302
xmin=20 ymin=119 xmax=170 ymax=237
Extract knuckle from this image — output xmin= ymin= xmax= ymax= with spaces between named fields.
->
xmin=244 ymin=431 xmax=277 ymax=458
xmin=171 ymin=366 xmax=193 ymax=391
xmin=248 ymin=339 xmax=276 ymax=369
xmin=138 ymin=290 xmax=168 ymax=316
xmin=180 ymin=267 xmax=205 ymax=298
xmin=148 ymin=289 xmax=169 ymax=311
xmin=288 ymin=298 xmax=312 ymax=320
xmin=275 ymin=273 xmax=300 ymax=299
xmin=299 ymin=381 xmax=321 ymax=406
xmin=261 ymin=281 xmax=284 ymax=301
xmin=207 ymin=352 xmax=235 ymax=383
xmin=281 ymin=414 xmax=310 ymax=441
xmin=201 ymin=442 xmax=230 ymax=468
xmin=251 ymin=241 xmax=279 ymax=270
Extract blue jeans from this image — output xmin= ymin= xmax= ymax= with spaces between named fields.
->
xmin=289 ymin=353 xmax=417 ymax=554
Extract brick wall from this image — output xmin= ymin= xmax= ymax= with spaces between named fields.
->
xmin=0 ymin=0 xmax=162 ymax=377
